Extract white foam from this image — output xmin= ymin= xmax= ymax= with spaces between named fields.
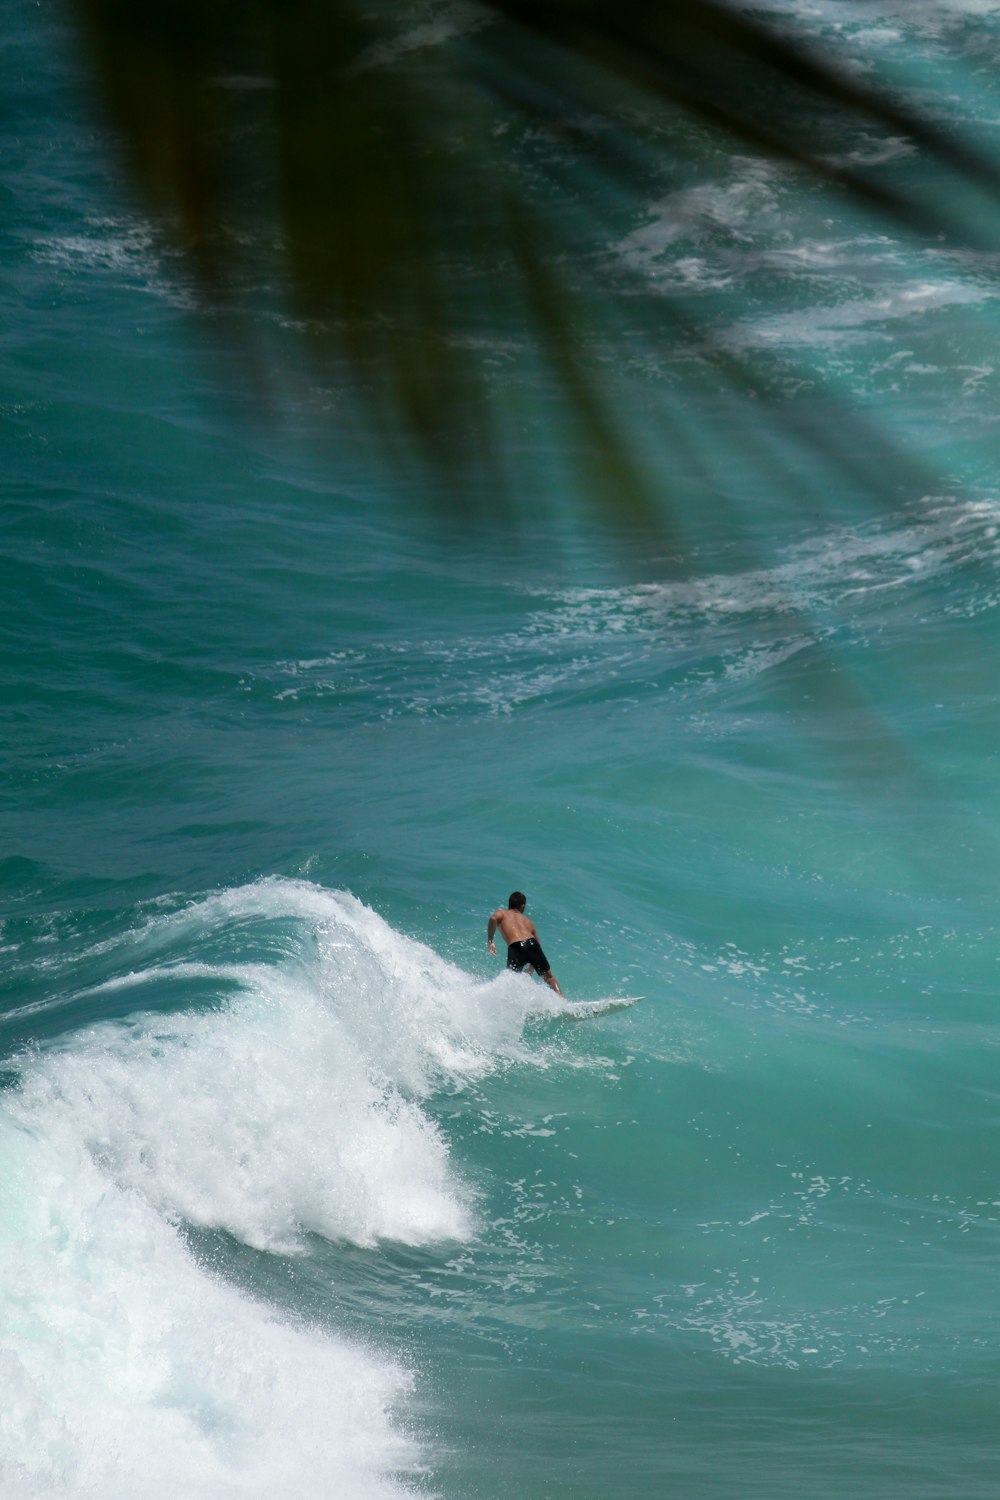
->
xmin=14 ymin=881 xmax=535 ymax=1254
xmin=751 ymin=0 xmax=1000 ymax=36
xmin=0 ymin=1113 xmax=418 ymax=1498
xmin=352 ymin=1 xmax=489 ymax=71
xmin=0 ymin=879 xmax=543 ymax=1495
xmin=33 ymin=217 xmax=197 ymax=310
xmin=730 ymin=279 xmax=991 ymax=351
xmin=543 ymin=496 xmax=1000 ymax=628
xmin=614 ymin=162 xmax=781 ymax=280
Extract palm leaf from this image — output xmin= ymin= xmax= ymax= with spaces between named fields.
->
xmin=71 ymin=0 xmax=999 ymax=514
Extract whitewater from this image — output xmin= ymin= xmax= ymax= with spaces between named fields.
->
xmin=0 ymin=882 xmax=548 ymax=1495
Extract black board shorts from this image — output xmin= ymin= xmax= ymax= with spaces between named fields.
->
xmin=507 ymin=937 xmax=551 ymax=975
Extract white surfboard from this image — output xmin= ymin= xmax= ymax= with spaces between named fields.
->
xmin=553 ymin=995 xmax=645 ymax=1020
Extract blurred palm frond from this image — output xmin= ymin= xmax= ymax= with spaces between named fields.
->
xmin=72 ymin=0 xmax=1000 ymax=516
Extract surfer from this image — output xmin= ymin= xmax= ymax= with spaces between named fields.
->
xmin=487 ymin=891 xmax=562 ymax=994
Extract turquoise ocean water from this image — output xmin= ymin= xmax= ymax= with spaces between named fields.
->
xmin=5 ymin=2 xmax=1000 ymax=1495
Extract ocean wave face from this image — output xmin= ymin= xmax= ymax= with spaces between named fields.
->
xmin=6 ymin=0 xmax=1000 ymax=1497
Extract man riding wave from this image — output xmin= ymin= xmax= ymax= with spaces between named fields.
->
xmin=487 ymin=891 xmax=562 ymax=995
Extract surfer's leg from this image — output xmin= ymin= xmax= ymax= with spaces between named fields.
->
xmin=542 ymin=969 xmax=562 ymax=995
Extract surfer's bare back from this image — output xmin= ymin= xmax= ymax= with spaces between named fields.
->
xmin=487 ymin=892 xmax=562 ymax=994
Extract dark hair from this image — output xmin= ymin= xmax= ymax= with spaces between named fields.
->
xmin=508 ymin=891 xmax=526 ymax=911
